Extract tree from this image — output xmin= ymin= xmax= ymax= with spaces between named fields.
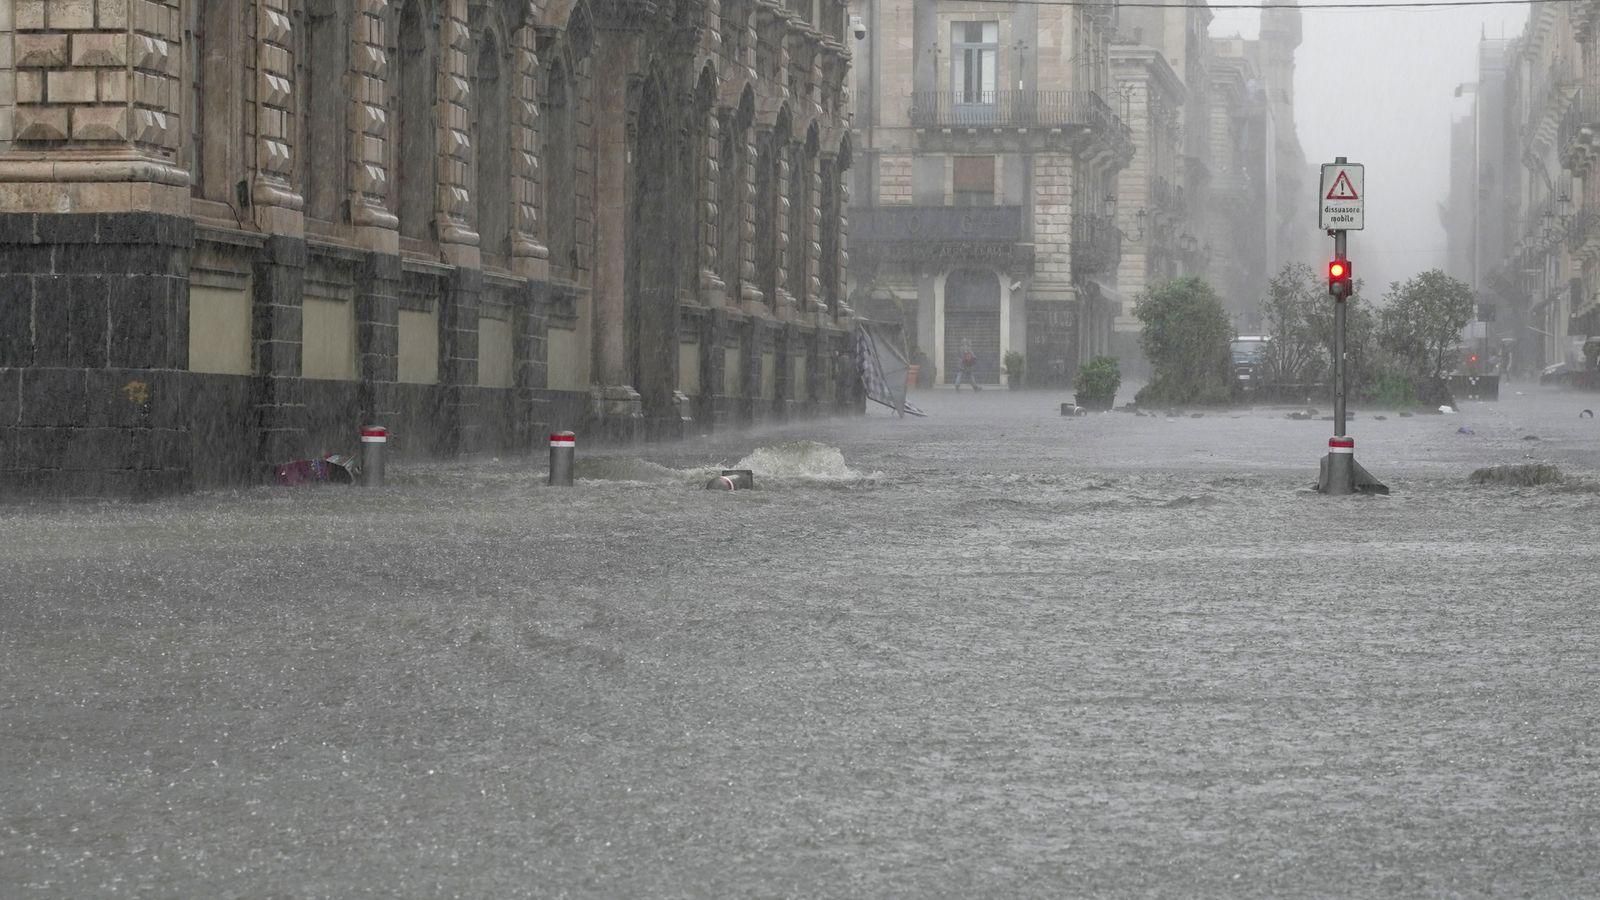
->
xmin=1259 ymin=262 xmax=1379 ymax=395
xmin=1134 ymin=276 xmax=1234 ymax=406
xmin=1378 ymin=270 xmax=1475 ymax=382
xmin=1260 ymin=263 xmax=1328 ymax=386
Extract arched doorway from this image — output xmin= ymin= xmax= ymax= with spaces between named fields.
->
xmin=944 ymin=268 xmax=1002 ymax=384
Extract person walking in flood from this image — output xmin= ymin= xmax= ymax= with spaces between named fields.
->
xmin=954 ymin=342 xmax=981 ymax=391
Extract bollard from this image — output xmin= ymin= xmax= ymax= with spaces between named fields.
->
xmin=705 ymin=469 xmax=754 ymax=491
xmin=360 ymin=425 xmax=387 ymax=487
xmin=1324 ymin=435 xmax=1354 ymax=496
xmin=548 ymin=431 xmax=576 ymax=486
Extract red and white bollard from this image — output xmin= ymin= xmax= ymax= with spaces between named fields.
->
xmin=1325 ymin=435 xmax=1354 ymax=496
xmin=360 ymin=425 xmax=387 ymax=487
xmin=549 ymin=431 xmax=576 ymax=486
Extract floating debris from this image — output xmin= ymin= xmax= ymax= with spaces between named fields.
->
xmin=1469 ymin=464 xmax=1563 ymax=487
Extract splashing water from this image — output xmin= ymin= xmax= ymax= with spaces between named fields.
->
xmin=731 ymin=441 xmax=874 ymax=486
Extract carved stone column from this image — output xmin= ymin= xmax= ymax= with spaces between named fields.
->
xmin=436 ymin=0 xmax=477 ymax=258
xmin=351 ymin=0 xmax=398 ymax=239
xmin=253 ymin=0 xmax=303 ymax=230
xmin=588 ymin=28 xmax=642 ymax=422
xmin=700 ymin=99 xmax=726 ymax=304
xmin=510 ymin=20 xmax=549 ymax=277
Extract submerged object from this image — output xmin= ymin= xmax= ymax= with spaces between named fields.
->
xmin=706 ymin=469 xmax=755 ymax=491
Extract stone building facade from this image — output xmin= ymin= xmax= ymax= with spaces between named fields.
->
xmin=1108 ymin=2 xmax=1214 ymax=361
xmin=0 ymin=0 xmax=856 ymax=497
xmin=1461 ymin=10 xmax=1599 ymax=374
xmin=847 ymin=0 xmax=1132 ymax=388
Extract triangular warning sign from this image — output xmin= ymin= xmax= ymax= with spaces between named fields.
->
xmin=1326 ymin=170 xmax=1359 ymax=201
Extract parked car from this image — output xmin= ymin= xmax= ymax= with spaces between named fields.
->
xmin=1231 ymin=336 xmax=1270 ymax=391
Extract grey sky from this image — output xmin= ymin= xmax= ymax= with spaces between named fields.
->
xmin=1211 ymin=1 xmax=1528 ymax=295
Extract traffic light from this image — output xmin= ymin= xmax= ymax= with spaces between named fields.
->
xmin=1328 ymin=257 xmax=1353 ymax=299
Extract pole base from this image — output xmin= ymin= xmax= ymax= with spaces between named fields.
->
xmin=1316 ymin=453 xmax=1389 ymax=495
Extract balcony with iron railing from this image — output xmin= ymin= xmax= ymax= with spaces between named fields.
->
xmin=1151 ymin=175 xmax=1187 ymax=217
xmin=851 ymin=204 xmax=1030 ymax=266
xmin=852 ymin=204 xmax=1024 ymax=244
xmin=910 ymin=89 xmax=1121 ymax=132
xmin=1560 ymin=87 xmax=1600 ymax=173
xmin=1566 ymin=207 xmax=1600 ymax=262
xmin=1071 ymin=213 xmax=1121 ymax=279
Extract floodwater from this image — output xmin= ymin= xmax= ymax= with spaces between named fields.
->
xmin=3 ymin=386 xmax=1600 ymax=897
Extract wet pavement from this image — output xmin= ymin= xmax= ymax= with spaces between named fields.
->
xmin=3 ymin=385 xmax=1600 ymax=897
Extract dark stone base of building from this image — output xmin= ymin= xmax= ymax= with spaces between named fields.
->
xmin=2 ymin=213 xmax=861 ymax=500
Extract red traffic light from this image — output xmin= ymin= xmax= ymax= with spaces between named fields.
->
xmin=1328 ymin=256 xmax=1353 ymax=299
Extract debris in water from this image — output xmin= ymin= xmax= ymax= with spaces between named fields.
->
xmin=1287 ymin=411 xmax=1313 ymax=420
xmin=1523 ymin=434 xmax=1540 ymax=441
xmin=1189 ymin=412 xmax=1204 ymax=419
xmin=1456 ymin=426 xmax=1475 ymax=435
xmin=1469 ymin=464 xmax=1562 ymax=486
xmin=1374 ymin=415 xmax=1388 ymax=421
xmin=1582 ymin=409 xmax=1594 ymax=419
xmin=274 ymin=454 xmax=358 ymax=486
xmin=1398 ymin=411 xmax=1414 ymax=418
xmin=1439 ymin=405 xmax=1456 ymax=414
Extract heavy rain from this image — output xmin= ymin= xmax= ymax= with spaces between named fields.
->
xmin=4 ymin=0 xmax=1600 ymax=895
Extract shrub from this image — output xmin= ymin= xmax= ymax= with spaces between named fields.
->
xmin=1075 ymin=356 xmax=1121 ymax=409
xmin=1134 ymin=276 xmax=1235 ymax=406
xmin=1003 ymin=350 xmax=1026 ymax=385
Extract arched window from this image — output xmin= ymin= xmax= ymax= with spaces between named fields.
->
xmin=187 ymin=0 xmax=243 ymax=201
xmin=394 ymin=0 xmax=436 ymax=241
xmin=302 ymin=0 xmax=349 ymax=223
xmin=474 ymin=31 xmax=511 ymax=260
xmin=544 ymin=60 xmax=577 ymax=277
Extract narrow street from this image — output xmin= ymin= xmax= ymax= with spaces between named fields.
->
xmin=3 ymin=389 xmax=1599 ymax=897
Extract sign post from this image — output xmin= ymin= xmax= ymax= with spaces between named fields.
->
xmin=1315 ymin=157 xmax=1386 ymax=495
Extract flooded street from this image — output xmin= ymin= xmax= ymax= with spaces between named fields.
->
xmin=4 ymin=388 xmax=1600 ymax=897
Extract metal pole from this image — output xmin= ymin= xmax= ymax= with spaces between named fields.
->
xmin=1334 ymin=227 xmax=1348 ymax=438
xmin=360 ymin=425 xmax=386 ymax=487
xmin=548 ymin=431 xmax=575 ymax=487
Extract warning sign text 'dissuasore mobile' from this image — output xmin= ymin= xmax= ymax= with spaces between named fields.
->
xmin=1319 ymin=163 xmax=1364 ymax=231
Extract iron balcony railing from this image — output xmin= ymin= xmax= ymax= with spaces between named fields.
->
xmin=1559 ymin=87 xmax=1600 ymax=157
xmin=850 ymin=204 xmax=1024 ymax=244
xmin=909 ymin=89 xmax=1122 ymax=131
xmin=1071 ymin=212 xmax=1121 ymax=277
xmin=1568 ymin=208 xmax=1600 ymax=253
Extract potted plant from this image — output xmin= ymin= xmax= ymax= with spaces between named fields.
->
xmin=1004 ymin=350 xmax=1026 ymax=390
xmin=1075 ymin=356 xmax=1121 ymax=410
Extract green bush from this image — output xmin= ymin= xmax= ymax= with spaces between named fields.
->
xmin=1075 ymin=356 xmax=1121 ymax=409
xmin=1370 ymin=372 xmax=1417 ymax=408
xmin=1133 ymin=276 xmax=1235 ymax=406
xmin=1003 ymin=350 xmax=1026 ymax=386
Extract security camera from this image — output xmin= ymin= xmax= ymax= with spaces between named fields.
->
xmin=851 ymin=15 xmax=866 ymax=40
xmin=1010 ymin=280 xmax=1023 ymax=292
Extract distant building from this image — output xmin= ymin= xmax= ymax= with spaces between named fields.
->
xmin=1109 ymin=1 xmax=1215 ymax=366
xmin=847 ymin=0 xmax=1133 ymax=388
